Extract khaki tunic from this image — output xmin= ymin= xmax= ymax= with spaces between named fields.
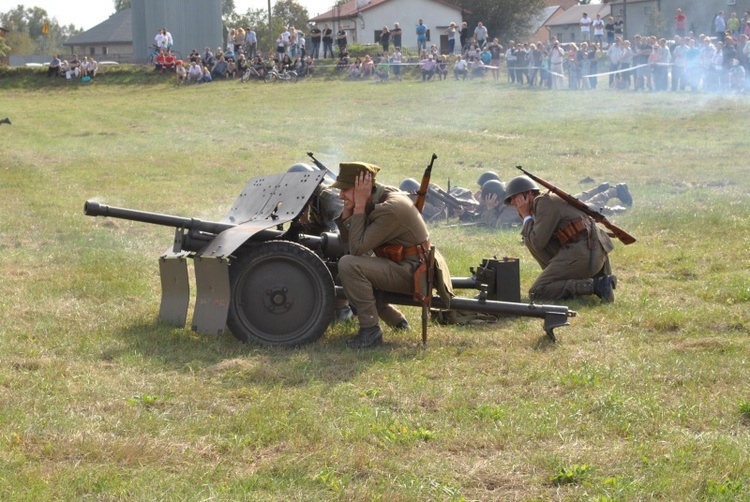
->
xmin=337 ymin=185 xmax=452 ymax=328
xmin=522 ymin=192 xmax=614 ymax=300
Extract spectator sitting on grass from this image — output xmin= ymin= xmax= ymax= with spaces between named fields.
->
xmin=349 ymin=57 xmax=362 ymax=78
xmin=374 ymin=56 xmax=389 ymax=82
xmin=470 ymin=55 xmax=485 ymax=78
xmin=362 ymin=55 xmax=375 ymax=77
xmin=164 ymin=50 xmax=177 ymax=71
xmin=69 ymin=54 xmax=81 ymax=78
xmin=175 ymin=61 xmax=187 ymax=83
xmin=453 ymin=54 xmax=468 ymax=80
xmin=199 ymin=65 xmax=213 ymax=83
xmin=202 ymin=47 xmax=214 ymax=68
xmin=187 ymin=61 xmax=202 ymax=83
xmin=48 ymin=54 xmax=61 ymax=77
xmin=188 ymin=49 xmax=201 ymax=63
xmin=437 ymin=54 xmax=449 ymax=79
xmin=420 ymin=54 xmax=436 ymax=81
xmin=227 ymin=57 xmax=237 ymax=78
xmin=337 ymin=49 xmax=350 ymax=71
xmin=87 ymin=56 xmax=98 ymax=78
xmin=155 ymin=50 xmax=168 ymax=73
xmin=211 ymin=56 xmax=229 ymax=79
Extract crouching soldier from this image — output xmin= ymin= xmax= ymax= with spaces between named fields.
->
xmin=504 ymin=175 xmax=617 ymax=302
xmin=334 ymin=162 xmax=453 ymax=348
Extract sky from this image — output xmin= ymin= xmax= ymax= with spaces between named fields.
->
xmin=17 ymin=0 xmax=338 ymax=31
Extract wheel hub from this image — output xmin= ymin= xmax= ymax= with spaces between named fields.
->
xmin=263 ymin=284 xmax=294 ymax=313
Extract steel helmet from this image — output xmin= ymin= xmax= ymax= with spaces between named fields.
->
xmin=503 ymin=175 xmax=539 ymax=205
xmin=477 ymin=170 xmax=500 ymax=187
xmin=287 ymin=163 xmax=315 ymax=173
xmin=399 ymin=178 xmax=420 ymax=192
xmin=481 ymin=179 xmax=506 ymax=201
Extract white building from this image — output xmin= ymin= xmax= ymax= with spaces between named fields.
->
xmin=310 ymin=0 xmax=468 ymax=53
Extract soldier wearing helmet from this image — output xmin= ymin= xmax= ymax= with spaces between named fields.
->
xmin=504 ymin=175 xmax=618 ymax=302
xmin=476 ymin=179 xmax=521 ymax=228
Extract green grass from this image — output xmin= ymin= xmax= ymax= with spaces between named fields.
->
xmin=1 ymin=68 xmax=749 ymax=500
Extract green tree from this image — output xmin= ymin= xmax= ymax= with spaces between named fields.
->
xmin=452 ymin=0 xmax=546 ymax=44
xmin=114 ymin=0 xmax=131 ymax=12
xmin=0 ymin=5 xmax=80 ymax=55
xmin=272 ymin=0 xmax=309 ymax=31
xmin=223 ymin=0 xmax=236 ymax=18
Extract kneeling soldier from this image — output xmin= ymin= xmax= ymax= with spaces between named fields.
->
xmin=504 ymin=175 xmax=617 ymax=302
xmin=334 ymin=162 xmax=452 ymax=348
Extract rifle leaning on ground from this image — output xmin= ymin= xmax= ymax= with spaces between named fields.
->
xmin=426 ymin=184 xmax=480 ymax=220
xmin=415 ymin=154 xmax=438 ymax=346
xmin=516 ymin=166 xmax=637 ymax=245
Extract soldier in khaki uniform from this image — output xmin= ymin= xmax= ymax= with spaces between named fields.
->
xmin=504 ymin=175 xmax=617 ymax=302
xmin=334 ymin=162 xmax=452 ymax=348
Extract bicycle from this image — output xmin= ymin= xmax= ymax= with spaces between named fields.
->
xmin=241 ymin=65 xmax=265 ymax=82
xmin=264 ymin=68 xmax=298 ymax=83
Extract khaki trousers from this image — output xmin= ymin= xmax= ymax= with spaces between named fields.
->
xmin=338 ymin=255 xmax=416 ymax=328
xmin=529 ymin=239 xmax=607 ymax=300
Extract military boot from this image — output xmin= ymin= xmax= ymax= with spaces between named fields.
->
xmin=616 ymin=183 xmax=633 ymax=206
xmin=346 ymin=325 xmax=383 ymax=348
xmin=593 ymin=275 xmax=617 ymax=303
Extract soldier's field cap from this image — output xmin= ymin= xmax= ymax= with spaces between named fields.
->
xmin=331 ymin=162 xmax=381 ymax=189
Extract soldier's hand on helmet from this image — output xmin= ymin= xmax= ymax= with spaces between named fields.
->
xmin=484 ymin=193 xmax=500 ymax=209
xmin=510 ymin=192 xmax=533 ymax=218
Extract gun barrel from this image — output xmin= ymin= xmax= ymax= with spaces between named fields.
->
xmin=84 ymin=201 xmax=233 ymax=235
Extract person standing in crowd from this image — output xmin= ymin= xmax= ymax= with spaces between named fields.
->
xmin=333 ymin=163 xmax=452 ymax=348
xmin=580 ymin=13 xmax=592 ymax=42
xmin=505 ymin=41 xmax=517 ymax=83
xmin=613 ymin=14 xmax=624 ymax=39
xmin=474 ymin=21 xmax=488 ymax=49
xmin=337 ymin=25 xmax=348 ymax=57
xmin=322 ymin=24 xmax=334 ymax=58
xmin=549 ymin=40 xmax=565 ymax=89
xmin=671 ymin=36 xmax=688 ymax=91
xmin=380 ymin=26 xmax=391 ymax=54
xmin=674 ymin=8 xmax=687 ymax=38
xmin=504 ymin=175 xmax=617 ymax=303
xmin=605 ymin=16 xmax=615 ymax=48
xmin=715 ymin=11 xmax=727 ymax=43
xmin=459 ymin=21 xmax=469 ymax=55
xmin=309 ymin=23 xmax=322 ymax=59
xmin=392 ymin=22 xmax=402 ymax=49
xmin=246 ymin=27 xmax=257 ymax=58
xmin=445 ymin=22 xmax=457 ymax=54
xmin=607 ymin=37 xmax=623 ymax=88
xmin=488 ymin=38 xmax=503 ymax=81
xmin=416 ymin=19 xmax=427 ymax=53
xmin=592 ymin=14 xmax=605 ymax=48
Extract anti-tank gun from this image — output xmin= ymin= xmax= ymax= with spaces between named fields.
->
xmin=84 ymin=165 xmax=576 ymax=346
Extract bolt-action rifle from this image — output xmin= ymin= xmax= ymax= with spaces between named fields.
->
xmin=425 ymin=184 xmax=480 ymax=219
xmin=516 ymin=166 xmax=637 ymax=245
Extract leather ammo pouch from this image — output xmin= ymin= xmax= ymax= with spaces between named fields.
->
xmin=374 ymin=241 xmax=432 ymax=303
xmin=554 ymin=217 xmax=587 ymax=246
xmin=374 ymin=244 xmax=406 ymax=263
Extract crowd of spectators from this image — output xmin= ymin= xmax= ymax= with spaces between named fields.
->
xmin=46 ymin=53 xmax=98 ymax=80
xmin=41 ymin=12 xmax=750 ymax=93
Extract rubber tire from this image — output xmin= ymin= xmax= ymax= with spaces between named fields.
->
xmin=227 ymin=241 xmax=335 ymax=346
xmin=287 ymin=71 xmax=298 ymax=83
xmin=264 ymin=72 xmax=276 ymax=83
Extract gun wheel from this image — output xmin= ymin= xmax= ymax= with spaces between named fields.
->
xmin=227 ymin=241 xmax=335 ymax=346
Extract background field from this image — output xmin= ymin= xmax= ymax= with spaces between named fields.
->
xmin=1 ymin=72 xmax=749 ymax=501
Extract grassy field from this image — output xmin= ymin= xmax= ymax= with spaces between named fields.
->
xmin=1 ymin=69 xmax=749 ymax=501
